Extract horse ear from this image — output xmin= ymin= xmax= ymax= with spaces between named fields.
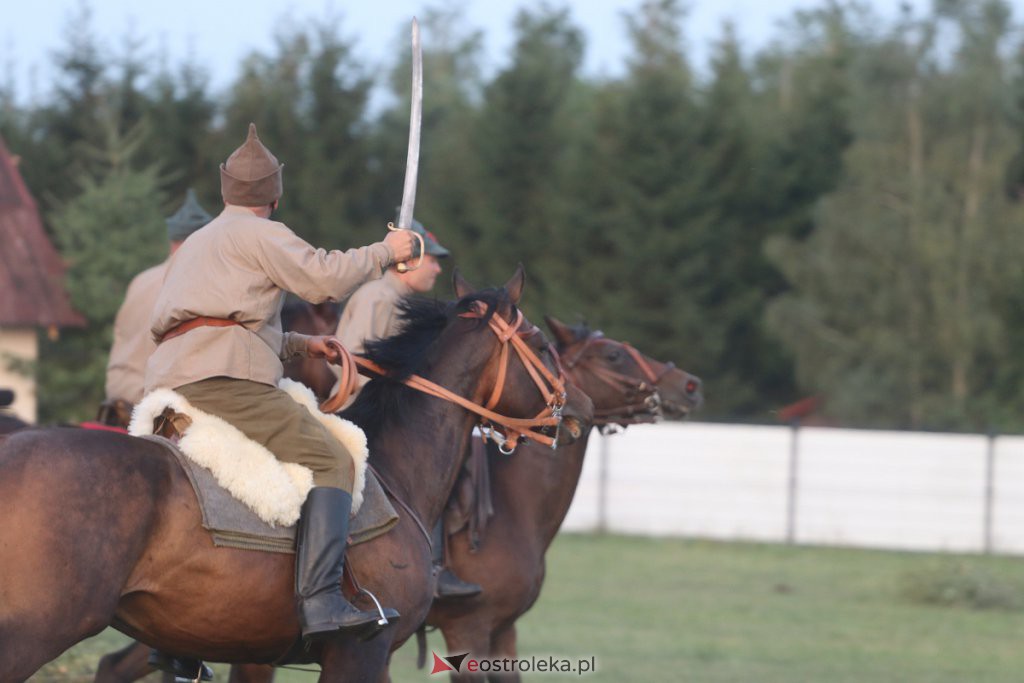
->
xmin=544 ymin=315 xmax=576 ymax=348
xmin=452 ymin=268 xmax=474 ymax=299
xmin=504 ymin=263 xmax=526 ymax=305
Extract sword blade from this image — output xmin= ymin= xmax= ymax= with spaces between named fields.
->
xmin=397 ymin=18 xmax=422 ymax=231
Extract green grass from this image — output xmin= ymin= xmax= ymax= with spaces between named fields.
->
xmin=31 ymin=534 xmax=1024 ymax=682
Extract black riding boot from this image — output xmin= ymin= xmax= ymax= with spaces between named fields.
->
xmin=296 ymin=486 xmax=399 ymax=641
xmin=432 ymin=518 xmax=482 ymax=599
xmin=147 ymin=650 xmax=213 ymax=682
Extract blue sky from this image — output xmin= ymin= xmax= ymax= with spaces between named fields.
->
xmin=3 ymin=0 xmax=931 ymax=104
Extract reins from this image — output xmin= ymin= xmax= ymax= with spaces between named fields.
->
xmin=320 ymin=302 xmax=567 ymax=454
xmin=562 ymin=332 xmax=670 ymax=427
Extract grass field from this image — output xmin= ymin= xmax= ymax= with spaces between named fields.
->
xmin=31 ymin=533 xmax=1024 ymax=682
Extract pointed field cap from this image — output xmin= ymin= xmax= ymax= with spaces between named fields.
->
xmin=393 ymin=208 xmax=450 ymax=258
xmin=166 ymin=188 xmax=213 ymax=241
xmin=220 ymin=123 xmax=284 ymax=206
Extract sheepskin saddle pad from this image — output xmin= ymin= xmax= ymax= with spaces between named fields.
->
xmin=129 ymin=378 xmax=398 ymax=554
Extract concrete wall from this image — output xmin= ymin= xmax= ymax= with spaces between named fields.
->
xmin=562 ymin=422 xmax=1024 ymax=555
xmin=0 ymin=327 xmax=37 ymax=423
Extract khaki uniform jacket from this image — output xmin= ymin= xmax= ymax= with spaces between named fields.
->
xmin=332 ymin=270 xmax=413 ymax=398
xmin=146 ymin=206 xmax=393 ymax=392
xmin=335 ymin=270 xmax=413 ymax=355
xmin=106 ymin=260 xmax=168 ymax=403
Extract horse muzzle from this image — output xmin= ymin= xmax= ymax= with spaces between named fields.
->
xmin=659 ymin=370 xmax=703 ymax=420
xmin=551 ymin=388 xmax=593 ymax=446
xmin=556 ymin=415 xmax=586 ymax=445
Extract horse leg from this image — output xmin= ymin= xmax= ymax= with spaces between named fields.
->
xmin=487 ymin=623 xmax=520 ymax=683
xmin=0 ymin=434 xmax=157 ymax=681
xmin=93 ymin=641 xmax=157 ymax=683
xmin=228 ymin=664 xmax=275 ymax=683
xmin=439 ymin=619 xmax=493 ymax=683
xmin=317 ymin=632 xmax=396 ymax=683
xmin=0 ymin=542 xmax=121 ymax=682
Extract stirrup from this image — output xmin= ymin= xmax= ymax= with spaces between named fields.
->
xmin=300 ymin=593 xmax=399 ymax=643
xmin=147 ymin=650 xmax=213 ymax=682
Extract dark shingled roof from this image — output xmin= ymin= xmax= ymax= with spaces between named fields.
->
xmin=0 ymin=136 xmax=84 ymax=327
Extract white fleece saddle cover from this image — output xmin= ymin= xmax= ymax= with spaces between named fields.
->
xmin=138 ymin=435 xmax=398 ymax=554
xmin=130 ymin=378 xmax=398 ymax=553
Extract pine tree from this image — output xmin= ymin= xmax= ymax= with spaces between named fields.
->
xmin=464 ymin=5 xmax=585 ymax=306
xmin=578 ymin=0 xmax=725 ymax=410
xmin=37 ymin=119 xmax=167 ymax=422
xmin=221 ymin=16 xmax=374 ymax=251
xmin=766 ymin=0 xmax=1024 ymax=430
xmin=141 ymin=59 xmax=217 ymax=202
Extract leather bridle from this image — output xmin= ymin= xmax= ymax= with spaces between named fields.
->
xmin=561 ymin=331 xmax=673 ymax=428
xmin=321 ymin=301 xmax=567 ymax=454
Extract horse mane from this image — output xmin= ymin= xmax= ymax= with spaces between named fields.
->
xmin=340 ymin=288 xmax=512 ymax=441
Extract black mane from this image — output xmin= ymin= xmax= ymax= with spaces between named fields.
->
xmin=340 ymin=288 xmax=512 ymax=441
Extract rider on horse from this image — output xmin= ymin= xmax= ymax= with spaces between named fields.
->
xmin=144 ymin=124 xmax=415 ymax=648
xmin=332 ymin=214 xmax=482 ymax=600
xmin=99 ymin=189 xmax=212 ymax=428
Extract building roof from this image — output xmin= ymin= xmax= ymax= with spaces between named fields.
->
xmin=0 ymin=136 xmax=85 ymax=327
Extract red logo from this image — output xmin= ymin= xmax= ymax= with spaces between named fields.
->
xmin=430 ymin=651 xmax=469 ymax=674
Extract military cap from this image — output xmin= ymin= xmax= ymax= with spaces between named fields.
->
xmin=166 ymin=188 xmax=212 ymax=242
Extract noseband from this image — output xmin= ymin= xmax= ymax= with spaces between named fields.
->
xmin=459 ymin=303 xmax=568 ymax=452
xmin=322 ymin=302 xmax=567 ymax=454
xmin=562 ymin=331 xmax=672 ymax=429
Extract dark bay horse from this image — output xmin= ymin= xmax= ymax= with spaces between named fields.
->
xmin=424 ymin=316 xmax=703 ymax=682
xmin=0 ymin=267 xmax=589 ymax=683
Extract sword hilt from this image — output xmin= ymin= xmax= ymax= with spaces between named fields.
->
xmin=388 ymin=222 xmax=424 ymax=272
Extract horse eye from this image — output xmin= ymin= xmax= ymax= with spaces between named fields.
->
xmin=606 ymin=350 xmax=622 ymax=362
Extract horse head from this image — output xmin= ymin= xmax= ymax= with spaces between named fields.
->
xmin=545 ymin=315 xmax=702 ymax=425
xmin=452 ymin=265 xmax=591 ymax=452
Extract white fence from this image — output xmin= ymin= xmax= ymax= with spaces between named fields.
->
xmin=562 ymin=422 xmax=1024 ymax=555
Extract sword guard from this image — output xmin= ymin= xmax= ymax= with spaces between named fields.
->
xmin=388 ymin=222 xmax=424 ymax=272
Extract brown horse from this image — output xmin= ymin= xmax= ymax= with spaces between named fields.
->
xmin=96 ymin=302 xmax=341 ymax=683
xmin=423 ymin=316 xmax=703 ymax=682
xmin=214 ymin=317 xmax=703 ymax=683
xmin=0 ymin=267 xmax=589 ymax=683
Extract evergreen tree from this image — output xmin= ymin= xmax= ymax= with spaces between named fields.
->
xmin=766 ymin=0 xmax=1024 ymax=430
xmin=9 ymin=5 xmax=108 ymax=210
xmin=579 ymin=0 xmax=729 ymax=411
xmin=465 ymin=5 xmax=585 ymax=307
xmin=37 ymin=119 xmax=167 ymax=422
xmin=141 ymin=59 xmax=217 ymax=202
xmin=221 ymin=15 xmax=373 ymax=250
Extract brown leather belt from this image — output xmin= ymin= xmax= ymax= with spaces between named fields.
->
xmin=159 ymin=316 xmax=243 ymax=343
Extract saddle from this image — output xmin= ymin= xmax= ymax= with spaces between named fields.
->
xmin=131 ymin=380 xmax=398 ymax=552
xmin=141 ymin=434 xmax=398 ymax=553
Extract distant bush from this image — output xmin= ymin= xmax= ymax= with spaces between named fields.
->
xmin=900 ymin=560 xmax=1022 ymax=611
